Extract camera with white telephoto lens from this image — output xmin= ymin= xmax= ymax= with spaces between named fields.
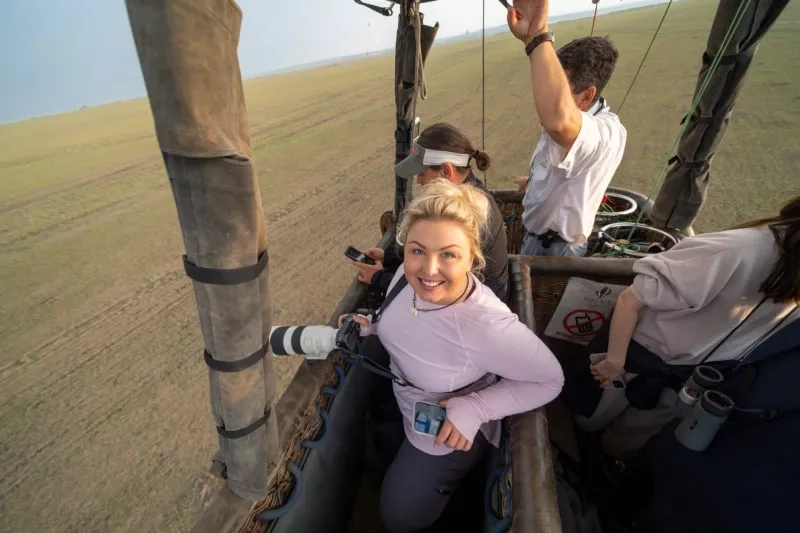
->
xmin=269 ymin=312 xmax=367 ymax=361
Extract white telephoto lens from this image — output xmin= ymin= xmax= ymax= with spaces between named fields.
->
xmin=270 ymin=325 xmax=338 ymax=360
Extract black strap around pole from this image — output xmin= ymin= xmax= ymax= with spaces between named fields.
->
xmin=183 ymin=248 xmax=269 ymax=286
xmin=680 ymin=112 xmax=729 ymax=126
xmin=204 ymin=343 xmax=269 ymax=373
xmin=703 ymin=51 xmax=740 ymax=66
xmin=216 ymin=407 xmax=272 ymax=439
xmin=668 ymin=155 xmax=708 ymax=169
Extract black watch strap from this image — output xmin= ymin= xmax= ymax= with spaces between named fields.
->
xmin=525 ymin=31 xmax=555 ymax=56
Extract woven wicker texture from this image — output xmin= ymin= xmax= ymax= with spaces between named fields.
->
xmin=496 ymin=198 xmax=525 ymax=255
xmin=239 ymin=354 xmax=346 ymax=533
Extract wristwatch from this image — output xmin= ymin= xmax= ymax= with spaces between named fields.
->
xmin=525 ymin=31 xmax=555 ymax=56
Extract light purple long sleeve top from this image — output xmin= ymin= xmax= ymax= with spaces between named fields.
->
xmin=360 ymin=265 xmax=564 ymax=456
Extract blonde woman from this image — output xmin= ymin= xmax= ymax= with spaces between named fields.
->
xmin=340 ymin=180 xmax=563 ymax=533
xmin=348 ymin=122 xmax=509 ymax=302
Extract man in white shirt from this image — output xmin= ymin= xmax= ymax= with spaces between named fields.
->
xmin=507 ymin=0 xmax=627 ymax=257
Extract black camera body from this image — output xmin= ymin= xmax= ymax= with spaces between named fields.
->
xmin=335 ymin=314 xmax=362 ymax=354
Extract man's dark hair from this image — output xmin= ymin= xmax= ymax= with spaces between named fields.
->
xmin=557 ymin=36 xmax=619 ymax=103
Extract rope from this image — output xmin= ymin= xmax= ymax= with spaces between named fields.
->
xmin=591 ymin=2 xmax=599 ymax=37
xmin=617 ymin=0 xmax=673 ymax=113
xmin=415 ymin=6 xmax=427 ymax=100
xmin=482 ymin=0 xmax=487 ymax=186
xmin=607 ymin=0 xmax=753 ymax=256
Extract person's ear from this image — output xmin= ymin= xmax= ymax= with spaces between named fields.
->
xmin=577 ymin=86 xmax=597 ymax=111
xmin=440 ymin=162 xmax=454 ymax=182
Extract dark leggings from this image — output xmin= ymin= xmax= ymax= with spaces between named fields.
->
xmin=379 ymin=433 xmax=488 ymax=533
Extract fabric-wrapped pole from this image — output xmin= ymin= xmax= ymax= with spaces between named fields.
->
xmin=650 ymin=0 xmax=790 ymax=231
xmin=125 ymin=0 xmax=278 ymax=501
xmin=394 ymin=0 xmax=439 ymax=220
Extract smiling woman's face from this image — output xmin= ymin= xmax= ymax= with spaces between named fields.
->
xmin=403 ymin=218 xmax=474 ymax=305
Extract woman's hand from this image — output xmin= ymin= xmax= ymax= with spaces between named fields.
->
xmin=337 ymin=313 xmax=372 ymax=329
xmin=348 ymin=247 xmax=384 ymax=284
xmin=363 ymin=247 xmax=385 ymax=261
xmin=590 ymin=357 xmax=625 ymax=388
xmin=593 ymin=287 xmax=644 ymax=387
xmin=516 ymin=176 xmax=530 ymax=192
xmin=434 ymin=399 xmax=473 ymax=452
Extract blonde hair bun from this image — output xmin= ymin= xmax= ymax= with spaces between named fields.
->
xmin=397 ymin=179 xmax=490 ymax=272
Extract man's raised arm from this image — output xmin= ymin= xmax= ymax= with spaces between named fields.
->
xmin=506 ymin=0 xmax=584 ymax=150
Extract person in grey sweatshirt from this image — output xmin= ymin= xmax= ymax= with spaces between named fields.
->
xmin=594 ymin=195 xmax=799 ymax=379
xmin=582 ymin=195 xmax=799 ymax=457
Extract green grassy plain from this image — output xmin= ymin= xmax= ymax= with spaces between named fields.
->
xmin=0 ymin=0 xmax=798 ymax=531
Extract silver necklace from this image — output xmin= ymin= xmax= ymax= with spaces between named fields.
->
xmin=410 ymin=276 xmax=471 ymax=316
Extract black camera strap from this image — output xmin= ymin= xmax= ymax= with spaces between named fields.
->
xmin=699 ymin=297 xmax=768 ymax=365
xmin=357 ymin=351 xmax=424 ymax=391
xmin=356 ymin=274 xmax=426 ymax=390
xmin=356 ymin=341 xmax=487 ymax=394
xmin=372 ymin=275 xmax=409 ymax=324
xmin=735 ymin=304 xmax=798 ymax=364
xmin=357 ymin=274 xmax=489 ymax=393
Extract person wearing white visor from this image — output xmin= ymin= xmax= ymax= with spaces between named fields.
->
xmin=348 ymin=123 xmax=509 ymax=303
xmin=507 ymin=0 xmax=627 ymax=257
xmin=395 ymin=140 xmax=475 ymax=183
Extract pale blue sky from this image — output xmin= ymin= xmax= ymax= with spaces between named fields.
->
xmin=0 ymin=0 xmax=656 ymax=124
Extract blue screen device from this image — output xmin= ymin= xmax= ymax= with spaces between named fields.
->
xmin=413 ymin=401 xmax=447 ymax=437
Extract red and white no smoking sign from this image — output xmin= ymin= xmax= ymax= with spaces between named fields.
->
xmin=544 ymin=278 xmax=626 ymax=345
